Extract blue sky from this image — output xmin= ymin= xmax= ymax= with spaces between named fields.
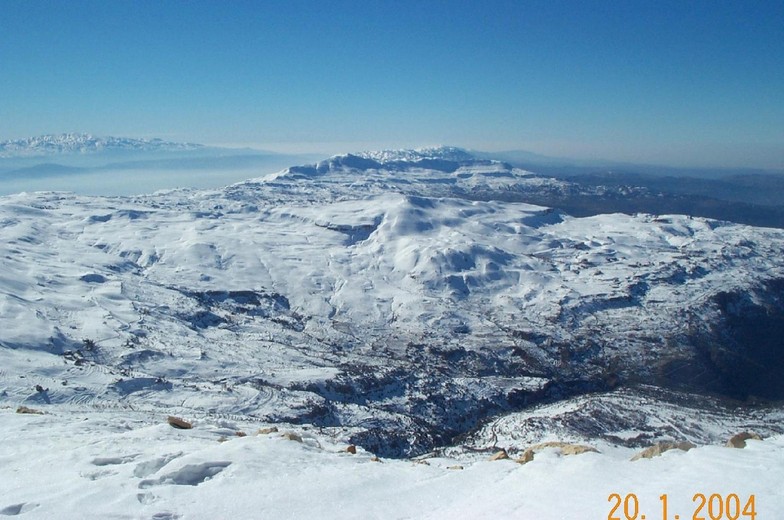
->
xmin=1 ymin=0 xmax=782 ymax=168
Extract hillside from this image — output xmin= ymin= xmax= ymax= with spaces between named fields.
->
xmin=2 ymin=147 xmax=783 ymax=459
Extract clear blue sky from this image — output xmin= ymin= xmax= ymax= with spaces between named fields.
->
xmin=1 ymin=0 xmax=782 ymax=168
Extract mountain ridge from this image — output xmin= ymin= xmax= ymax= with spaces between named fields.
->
xmin=0 ymin=133 xmax=203 ymax=158
xmin=2 ymin=151 xmax=784 ymax=457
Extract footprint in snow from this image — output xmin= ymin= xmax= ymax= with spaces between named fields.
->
xmin=0 ymin=503 xmax=39 ymax=516
xmin=137 ymin=493 xmax=157 ymax=505
xmin=82 ymin=454 xmax=141 ymax=480
xmin=91 ymin=454 xmax=139 ymax=466
xmin=133 ymin=452 xmax=183 ymax=478
xmin=80 ymin=468 xmax=117 ymax=481
xmin=138 ymin=461 xmax=231 ymax=489
xmin=150 ymin=513 xmax=180 ymax=520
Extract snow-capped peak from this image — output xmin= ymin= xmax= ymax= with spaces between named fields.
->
xmin=355 ymin=146 xmax=475 ymax=164
xmin=272 ymin=146 xmax=499 ymax=180
xmin=0 ymin=133 xmax=203 ymax=157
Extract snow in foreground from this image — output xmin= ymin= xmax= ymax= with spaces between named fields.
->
xmin=1 ymin=408 xmax=781 ymax=519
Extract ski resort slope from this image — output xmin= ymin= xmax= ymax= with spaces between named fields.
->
xmin=1 ymin=408 xmax=782 ymax=520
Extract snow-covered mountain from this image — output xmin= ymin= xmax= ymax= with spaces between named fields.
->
xmin=355 ymin=145 xmax=477 ymax=163
xmin=2 ymin=146 xmax=783 ymax=517
xmin=0 ymin=133 xmax=202 ymax=158
xmin=1 ymin=146 xmax=783 ymax=460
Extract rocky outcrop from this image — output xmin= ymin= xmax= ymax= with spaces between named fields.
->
xmin=167 ymin=416 xmax=193 ymax=429
xmin=281 ymin=432 xmax=303 ymax=442
xmin=488 ymin=449 xmax=509 ymax=461
xmin=16 ymin=406 xmax=44 ymax=415
xmin=631 ymin=441 xmax=695 ymax=461
xmin=516 ymin=442 xmax=598 ymax=464
xmin=726 ymin=432 xmax=762 ymax=448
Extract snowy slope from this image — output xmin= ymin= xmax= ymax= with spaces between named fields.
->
xmin=2 ymin=146 xmax=784 ymax=517
xmin=1 ymin=406 xmax=781 ymax=519
xmin=1 ymin=147 xmax=784 ymax=463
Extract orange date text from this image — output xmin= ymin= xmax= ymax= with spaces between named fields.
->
xmin=607 ymin=493 xmax=756 ymax=520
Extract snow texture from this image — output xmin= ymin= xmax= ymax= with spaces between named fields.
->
xmin=0 ymin=408 xmax=781 ymax=519
xmin=1 ymin=145 xmax=783 ymax=517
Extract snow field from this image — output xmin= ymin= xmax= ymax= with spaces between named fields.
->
xmin=3 ymin=149 xmax=784 ymax=517
xmin=1 ymin=408 xmax=782 ymax=519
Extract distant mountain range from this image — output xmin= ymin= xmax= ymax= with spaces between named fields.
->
xmin=0 ymin=134 xmax=325 ymax=195
xmin=2 ymin=135 xmax=784 ymax=227
xmin=0 ymin=133 xmax=203 ymax=157
xmin=471 ymin=149 xmax=784 ymax=225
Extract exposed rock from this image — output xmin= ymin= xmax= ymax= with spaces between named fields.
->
xmin=726 ymin=432 xmax=762 ymax=449
xmin=346 ymin=445 xmax=357 ymax=454
xmin=257 ymin=426 xmax=279 ymax=435
xmin=281 ymin=432 xmax=303 ymax=442
xmin=447 ymin=465 xmax=464 ymax=470
xmin=167 ymin=416 xmax=193 ymax=429
xmin=558 ymin=444 xmax=599 ymax=456
xmin=631 ymin=441 xmax=696 ymax=461
xmin=489 ymin=449 xmax=509 ymax=461
xmin=516 ymin=442 xmax=598 ymax=464
xmin=516 ymin=450 xmax=535 ymax=465
xmin=235 ymin=431 xmax=247 ymax=437
xmin=16 ymin=406 xmax=44 ymax=415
